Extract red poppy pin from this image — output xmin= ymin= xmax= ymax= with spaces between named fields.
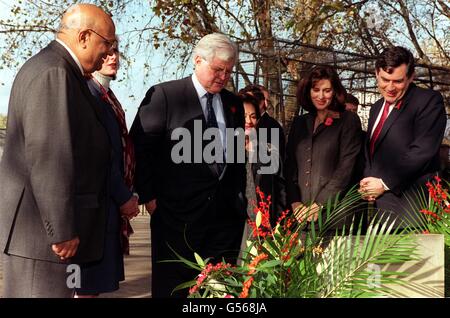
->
xmin=230 ymin=106 xmax=237 ymax=114
xmin=324 ymin=117 xmax=333 ymax=126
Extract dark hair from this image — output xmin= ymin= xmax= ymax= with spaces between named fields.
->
xmin=255 ymin=84 xmax=268 ymax=95
xmin=345 ymin=93 xmax=359 ymax=106
xmin=375 ymin=46 xmax=415 ymax=78
xmin=239 ymin=93 xmax=261 ymax=120
xmin=239 ymin=84 xmax=265 ymax=108
xmin=296 ymin=66 xmax=346 ymax=113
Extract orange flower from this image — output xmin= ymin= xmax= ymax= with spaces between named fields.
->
xmin=248 ymin=253 xmax=268 ymax=275
xmin=239 ymin=277 xmax=254 ymax=298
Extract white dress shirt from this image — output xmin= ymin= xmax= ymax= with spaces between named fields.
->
xmin=370 ymin=99 xmax=396 ymax=138
xmin=191 ymin=73 xmax=227 ymax=153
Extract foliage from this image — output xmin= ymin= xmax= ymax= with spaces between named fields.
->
xmin=0 ymin=114 xmax=6 ymax=129
xmin=405 ymin=176 xmax=450 ymax=246
xmin=175 ymin=188 xmax=419 ymax=298
xmin=404 ymin=176 xmax=450 ymax=296
xmin=0 ymin=0 xmax=448 ymax=76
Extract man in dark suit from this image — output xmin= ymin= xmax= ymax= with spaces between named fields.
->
xmin=360 ymin=46 xmax=446 ymax=226
xmin=0 ymin=4 xmax=116 ymax=297
xmin=130 ymin=33 xmax=246 ymax=298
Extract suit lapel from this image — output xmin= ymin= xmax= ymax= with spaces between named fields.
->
xmin=184 ymin=77 xmax=206 ymax=123
xmin=312 ymin=113 xmax=340 ymax=138
xmin=373 ymin=106 xmax=402 ymax=151
xmin=185 ymin=77 xmax=221 ymax=177
xmin=367 ymin=99 xmax=383 ymax=138
xmin=220 ymin=90 xmax=234 ymax=129
xmin=372 ymin=84 xmax=415 ymax=154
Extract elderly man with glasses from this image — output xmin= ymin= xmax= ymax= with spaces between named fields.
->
xmin=130 ymin=33 xmax=247 ymax=298
xmin=0 ymin=4 xmax=116 ymax=297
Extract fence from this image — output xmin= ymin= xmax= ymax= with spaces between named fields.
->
xmin=232 ymin=38 xmax=450 ymax=133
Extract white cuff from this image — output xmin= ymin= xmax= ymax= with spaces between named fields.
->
xmin=379 ymin=179 xmax=389 ymax=191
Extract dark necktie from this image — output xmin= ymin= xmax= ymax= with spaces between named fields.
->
xmin=370 ymin=101 xmax=391 ymax=157
xmin=206 ymin=93 xmax=219 ymax=129
xmin=205 ymin=92 xmax=225 ymax=175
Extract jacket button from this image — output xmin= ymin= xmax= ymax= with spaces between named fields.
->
xmin=305 ymin=171 xmax=310 ymax=174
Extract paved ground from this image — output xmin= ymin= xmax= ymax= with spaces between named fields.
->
xmin=0 ymin=214 xmax=152 ymax=298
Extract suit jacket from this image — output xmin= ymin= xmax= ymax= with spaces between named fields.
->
xmin=0 ymin=41 xmax=110 ymax=263
xmin=251 ymin=112 xmax=287 ymax=225
xmin=130 ymin=76 xmax=247 ymax=232
xmin=364 ymin=83 xmax=446 ymax=222
xmin=285 ymin=111 xmax=362 ymax=206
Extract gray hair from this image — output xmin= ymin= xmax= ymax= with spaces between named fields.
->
xmin=192 ymin=33 xmax=237 ymax=63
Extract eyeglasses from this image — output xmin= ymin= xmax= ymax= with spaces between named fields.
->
xmin=203 ymin=58 xmax=234 ymax=77
xmin=87 ymin=29 xmax=117 ymax=50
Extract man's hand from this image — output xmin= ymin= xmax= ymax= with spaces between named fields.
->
xmin=292 ymin=202 xmax=321 ymax=223
xmin=52 ymin=237 xmax=80 ymax=260
xmin=359 ymin=177 xmax=385 ymax=201
xmin=120 ymin=195 xmax=140 ymax=219
xmin=145 ymin=199 xmax=157 ymax=215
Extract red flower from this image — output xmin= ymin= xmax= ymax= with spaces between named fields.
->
xmin=420 ymin=209 xmax=441 ymax=221
xmin=324 ymin=117 xmax=333 ymax=126
xmin=230 ymin=106 xmax=237 ymax=114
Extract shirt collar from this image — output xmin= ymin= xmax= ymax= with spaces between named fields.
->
xmin=191 ymin=73 xmax=210 ymax=100
xmin=56 ymin=39 xmax=84 ymax=75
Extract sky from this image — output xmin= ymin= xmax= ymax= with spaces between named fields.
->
xmin=0 ymin=0 xmax=185 ymax=127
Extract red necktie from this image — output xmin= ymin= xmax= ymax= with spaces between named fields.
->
xmin=370 ymin=101 xmax=391 ymax=157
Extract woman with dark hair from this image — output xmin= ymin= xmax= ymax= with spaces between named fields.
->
xmin=285 ymin=65 xmax=362 ymax=225
xmin=237 ymin=93 xmax=260 ymax=262
xmin=241 ymin=93 xmax=261 ymax=199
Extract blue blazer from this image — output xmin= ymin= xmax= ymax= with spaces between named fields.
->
xmin=87 ymin=81 xmax=132 ymax=208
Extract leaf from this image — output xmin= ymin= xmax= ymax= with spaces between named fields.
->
xmin=194 ymin=252 xmax=205 ymax=267
xmin=258 ymin=259 xmax=281 ymax=269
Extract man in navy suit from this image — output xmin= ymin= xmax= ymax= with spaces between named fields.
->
xmin=360 ymin=46 xmax=446 ymax=226
xmin=130 ymin=33 xmax=246 ymax=297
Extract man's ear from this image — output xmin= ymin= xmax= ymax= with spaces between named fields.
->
xmin=193 ymin=55 xmax=202 ymax=67
xmin=77 ymin=29 xmax=89 ymax=49
xmin=408 ymin=71 xmax=416 ymax=83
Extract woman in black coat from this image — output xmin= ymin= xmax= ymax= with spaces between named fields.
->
xmin=285 ymin=66 xmax=362 ymax=226
xmin=75 ymin=47 xmax=139 ymax=297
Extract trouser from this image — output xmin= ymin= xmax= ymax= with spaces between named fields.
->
xmin=2 ymin=253 xmax=73 ymax=298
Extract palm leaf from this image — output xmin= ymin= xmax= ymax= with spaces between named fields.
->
xmin=316 ymin=213 xmax=418 ymax=298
